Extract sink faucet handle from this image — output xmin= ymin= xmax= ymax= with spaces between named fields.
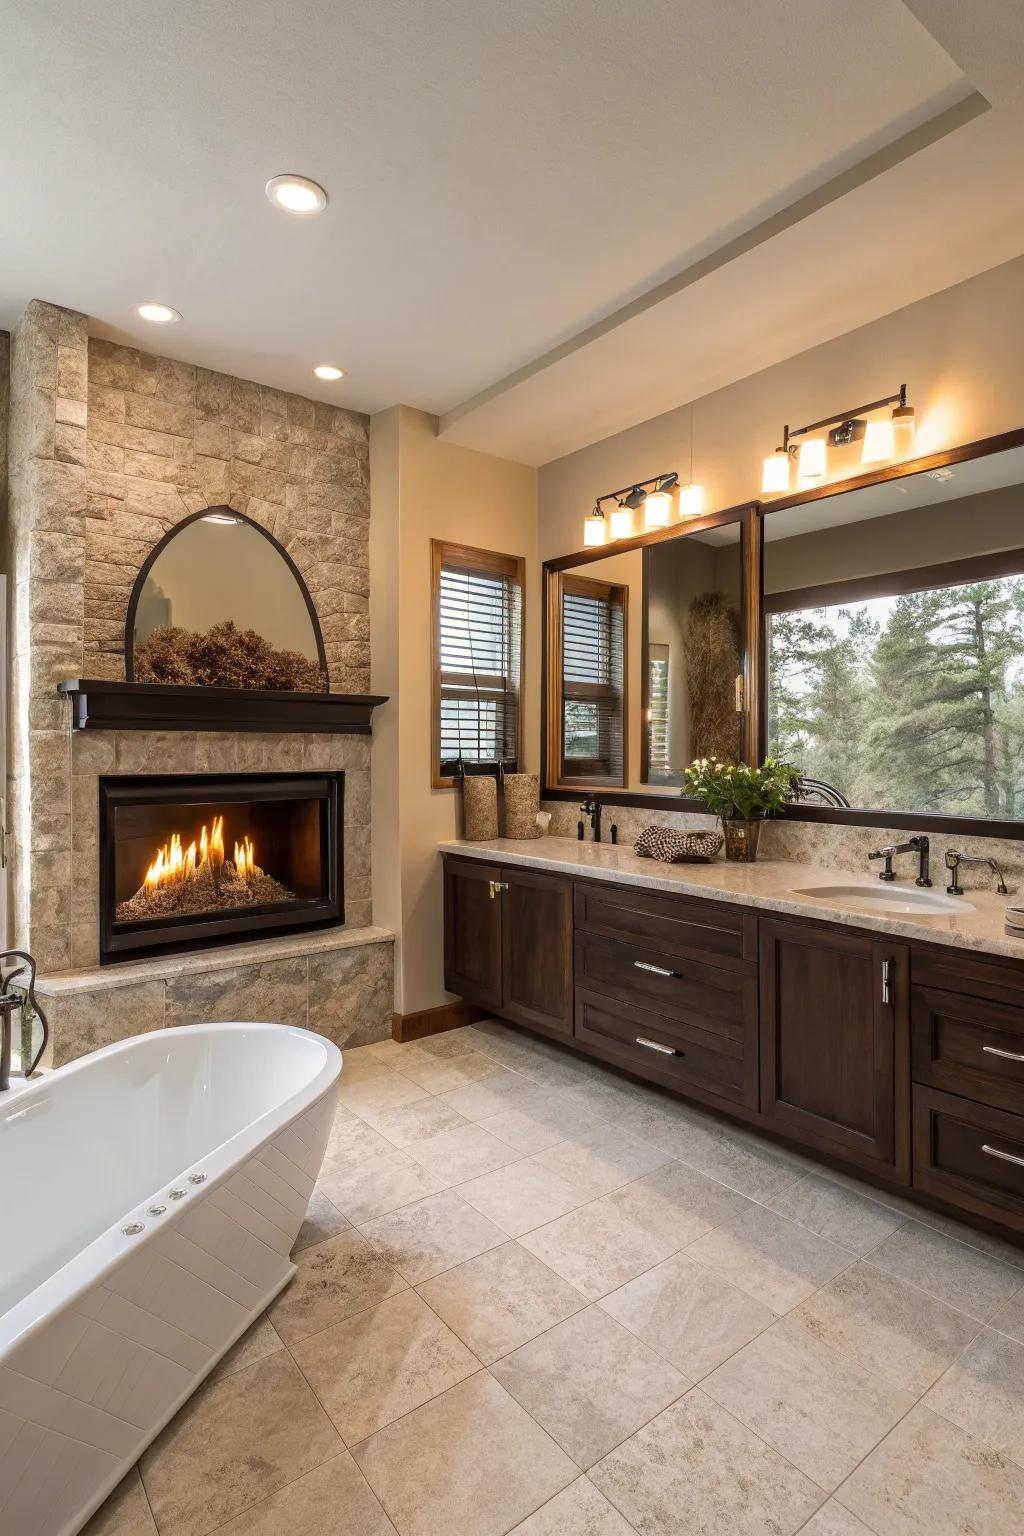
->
xmin=868 ymin=846 xmax=897 ymax=882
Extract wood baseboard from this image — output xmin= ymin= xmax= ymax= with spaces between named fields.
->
xmin=392 ymin=999 xmax=488 ymax=1043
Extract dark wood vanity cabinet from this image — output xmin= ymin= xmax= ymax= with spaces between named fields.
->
xmin=443 ymin=857 xmax=573 ymax=1038
xmin=759 ymin=917 xmax=909 ymax=1178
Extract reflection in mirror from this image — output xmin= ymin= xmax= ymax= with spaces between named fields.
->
xmin=764 ymin=444 xmax=1024 ymax=821
xmin=548 ymin=517 xmax=745 ymax=793
xmin=129 ymin=510 xmax=326 ymax=692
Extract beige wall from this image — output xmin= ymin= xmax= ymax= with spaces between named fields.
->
xmin=539 ymin=255 xmax=1024 ymax=560
xmin=371 ymin=406 xmax=538 ymax=1015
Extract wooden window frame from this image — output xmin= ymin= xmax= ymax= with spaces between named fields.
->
xmin=431 ymin=539 xmax=525 ymax=791
xmin=546 ymin=570 xmax=629 ymax=790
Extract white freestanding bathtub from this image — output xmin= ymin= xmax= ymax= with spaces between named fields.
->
xmin=0 ymin=1021 xmax=341 ymax=1536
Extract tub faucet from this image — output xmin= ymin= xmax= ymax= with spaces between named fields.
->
xmin=868 ymin=836 xmax=931 ymax=886
xmin=945 ymin=850 xmax=1008 ymax=896
xmin=580 ymin=797 xmax=602 ymax=843
xmin=0 ymin=949 xmax=49 ymax=1091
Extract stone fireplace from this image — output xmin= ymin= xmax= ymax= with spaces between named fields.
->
xmin=6 ymin=300 xmax=393 ymax=1064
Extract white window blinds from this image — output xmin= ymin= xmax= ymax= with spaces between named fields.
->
xmin=435 ymin=546 xmax=523 ymax=779
xmin=560 ymin=576 xmax=626 ymax=784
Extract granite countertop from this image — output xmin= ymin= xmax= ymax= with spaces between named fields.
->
xmin=439 ymin=836 xmax=1024 ymax=963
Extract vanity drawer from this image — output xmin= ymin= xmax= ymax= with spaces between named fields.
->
xmin=574 ymin=929 xmax=755 ymax=1043
xmin=575 ymin=988 xmax=756 ymax=1108
xmin=912 ymin=986 xmax=1024 ymax=1115
xmin=913 ymin=1086 xmax=1024 ymax=1236
xmin=574 ymin=880 xmax=756 ymax=973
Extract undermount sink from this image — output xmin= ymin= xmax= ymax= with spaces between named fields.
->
xmin=789 ymin=881 xmax=974 ymax=917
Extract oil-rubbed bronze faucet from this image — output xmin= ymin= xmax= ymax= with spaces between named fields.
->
xmin=944 ymin=850 xmax=1008 ymax=896
xmin=868 ymin=836 xmax=930 ymax=886
xmin=0 ymin=950 xmax=49 ymax=1091
xmin=580 ymin=797 xmax=602 ymax=843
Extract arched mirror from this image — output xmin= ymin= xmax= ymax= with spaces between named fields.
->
xmin=126 ymin=507 xmax=327 ymax=692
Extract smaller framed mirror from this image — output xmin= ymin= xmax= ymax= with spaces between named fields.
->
xmin=126 ymin=507 xmax=327 ymax=692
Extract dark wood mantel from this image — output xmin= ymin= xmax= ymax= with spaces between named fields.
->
xmin=58 ymin=679 xmax=389 ymax=734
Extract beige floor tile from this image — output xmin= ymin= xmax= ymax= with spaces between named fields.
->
xmin=508 ymin=1475 xmax=638 ymax=1534
xmin=704 ymin=1317 xmax=913 ymax=1490
xmin=418 ymin=1240 xmax=587 ymax=1364
xmin=481 ymin=1092 xmax=601 ymax=1154
xmin=991 ymin=1285 xmax=1024 ymax=1344
xmin=908 ymin=1208 xmax=1024 ymax=1271
xmin=398 ymin=1048 xmax=506 ymax=1093
xmin=519 ymin=1197 xmax=677 ymax=1301
xmin=362 ymin=1039 xmax=412 ymax=1065
xmin=291 ymin=1289 xmax=479 ymax=1444
xmin=208 ymin=1311 xmax=283 ymax=1384
xmin=407 ymin=1120 xmax=520 ymax=1182
xmin=838 ymin=1404 xmax=1024 ymax=1535
xmin=140 ymin=1349 xmax=340 ymax=1536
xmin=924 ymin=1327 xmax=1024 ymax=1464
xmin=352 ymin=1371 xmax=577 ymax=1536
xmin=529 ymin=1123 xmax=670 ymax=1200
xmin=791 ymin=1259 xmax=981 ymax=1395
xmin=769 ymin=1173 xmax=907 ymax=1255
xmin=599 ymin=1159 xmax=755 ymax=1249
xmin=457 ymin=1156 xmax=586 ymax=1236
xmin=800 ymin=1503 xmax=878 ymax=1536
xmin=676 ymin=1124 xmax=810 ymax=1201
xmin=443 ymin=1070 xmax=552 ymax=1123
xmin=81 ymin=1470 xmax=157 ymax=1536
xmin=599 ymin=1251 xmax=775 ymax=1380
xmin=492 ymin=1305 xmax=687 ymax=1468
xmin=368 ymin=1095 xmax=470 ymax=1148
xmin=339 ymin=1072 xmax=430 ymax=1118
xmin=337 ymin=1052 xmax=400 ymax=1085
xmin=209 ymin=1451 xmax=397 ymax=1535
xmin=407 ymin=1028 xmax=479 ymax=1058
xmin=325 ymin=1114 xmax=399 ymax=1167
xmin=590 ymin=1388 xmax=824 ymax=1536
xmin=294 ymin=1185 xmax=351 ymax=1251
xmin=359 ymin=1188 xmax=507 ymax=1282
xmin=269 ymin=1229 xmax=408 ymax=1344
xmin=611 ymin=1097 xmax=726 ymax=1161
xmin=687 ymin=1204 xmax=853 ymax=1313
xmin=554 ymin=1074 xmax=655 ymax=1126
xmin=868 ymin=1220 xmax=1023 ymax=1321
xmin=318 ymin=1148 xmax=450 ymax=1224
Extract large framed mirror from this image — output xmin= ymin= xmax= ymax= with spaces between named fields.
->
xmin=763 ymin=428 xmax=1024 ymax=836
xmin=543 ymin=505 xmax=759 ymax=801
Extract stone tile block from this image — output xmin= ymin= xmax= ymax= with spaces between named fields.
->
xmin=308 ymin=942 xmax=393 ymax=1047
xmin=56 ymin=396 xmax=88 ymax=428
xmin=124 ymin=392 xmax=193 ymax=437
xmin=195 ymin=418 xmax=230 ymax=458
xmin=196 ymin=367 xmax=232 ymax=420
xmin=54 ymin=421 xmax=87 ymax=465
xmin=88 ymin=382 xmax=126 ymax=422
xmin=164 ymin=957 xmax=309 ymax=1029
xmin=114 ymin=731 xmax=198 ymax=774
xmin=153 ymin=355 xmax=197 ymax=404
xmin=48 ymin=980 xmax=165 ymax=1065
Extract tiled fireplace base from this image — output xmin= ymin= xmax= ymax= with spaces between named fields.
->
xmin=34 ymin=926 xmax=394 ymax=1066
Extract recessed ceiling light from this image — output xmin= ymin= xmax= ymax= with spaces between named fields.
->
xmin=135 ymin=302 xmax=181 ymax=324
xmin=313 ymin=364 xmax=346 ymax=381
xmin=266 ymin=174 xmax=328 ymax=214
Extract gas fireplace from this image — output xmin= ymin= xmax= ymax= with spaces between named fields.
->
xmin=99 ymin=773 xmax=343 ymax=963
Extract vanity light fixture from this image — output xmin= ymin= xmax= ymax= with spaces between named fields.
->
xmin=678 ymin=483 xmax=704 ymax=517
xmin=609 ymin=504 xmax=635 ymax=539
xmin=135 ymin=302 xmax=181 ymax=324
xmin=643 ymin=490 xmax=673 ymax=529
xmin=762 ymin=384 xmax=914 ymax=493
xmin=265 ymin=174 xmax=328 ymax=214
xmin=313 ymin=364 xmax=346 ymax=380
xmin=582 ymin=473 xmax=678 ymax=545
xmin=583 ymin=504 xmax=607 ymax=546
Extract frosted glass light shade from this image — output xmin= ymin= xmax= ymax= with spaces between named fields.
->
xmin=862 ymin=418 xmax=895 ymax=463
xmin=644 ymin=490 xmax=672 ymax=528
xmin=892 ymin=402 xmax=916 ymax=441
xmin=762 ymin=452 xmax=790 ymax=494
xmin=679 ymin=483 xmax=704 ymax=517
xmin=798 ymin=437 xmax=826 ymax=480
xmin=609 ymin=505 xmax=634 ymax=539
xmin=583 ymin=510 xmax=606 ymax=546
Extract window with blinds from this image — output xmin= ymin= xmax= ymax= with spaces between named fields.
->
xmin=560 ymin=575 xmax=626 ymax=785
xmin=431 ymin=540 xmax=524 ymax=786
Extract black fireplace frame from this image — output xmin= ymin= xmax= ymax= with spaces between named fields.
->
xmin=99 ymin=772 xmax=344 ymax=964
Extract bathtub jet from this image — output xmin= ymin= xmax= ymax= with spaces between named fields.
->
xmin=0 ymin=1021 xmax=341 ymax=1536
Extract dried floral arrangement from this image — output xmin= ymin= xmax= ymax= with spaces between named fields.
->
xmin=134 ymin=621 xmax=327 ymax=692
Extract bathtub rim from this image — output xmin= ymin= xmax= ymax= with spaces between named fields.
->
xmin=0 ymin=1020 xmax=342 ymax=1358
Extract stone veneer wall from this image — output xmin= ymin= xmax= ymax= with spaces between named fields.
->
xmin=542 ymin=799 xmax=1024 ymax=891
xmin=6 ymin=299 xmax=378 ymax=985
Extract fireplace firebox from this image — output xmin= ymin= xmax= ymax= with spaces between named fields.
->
xmin=99 ymin=773 xmax=343 ymax=963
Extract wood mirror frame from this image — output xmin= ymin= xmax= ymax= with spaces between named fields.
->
xmin=543 ymin=502 xmax=761 ymax=809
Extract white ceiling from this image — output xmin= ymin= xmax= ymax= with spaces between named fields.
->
xmin=2 ymin=1 xmax=1022 ymax=462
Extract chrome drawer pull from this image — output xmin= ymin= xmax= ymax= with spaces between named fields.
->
xmin=983 ymin=1045 xmax=1024 ymax=1064
xmin=633 ymin=960 xmax=676 ymax=978
xmin=981 ymin=1143 xmax=1024 ymax=1169
xmin=635 ymin=1036 xmax=683 ymax=1057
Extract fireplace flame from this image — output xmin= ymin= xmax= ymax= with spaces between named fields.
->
xmin=143 ymin=814 xmax=243 ymax=892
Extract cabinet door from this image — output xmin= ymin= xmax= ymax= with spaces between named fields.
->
xmin=501 ymin=867 xmax=573 ymax=1037
xmin=443 ymin=858 xmax=504 ymax=1012
xmin=759 ymin=916 xmax=908 ymax=1175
